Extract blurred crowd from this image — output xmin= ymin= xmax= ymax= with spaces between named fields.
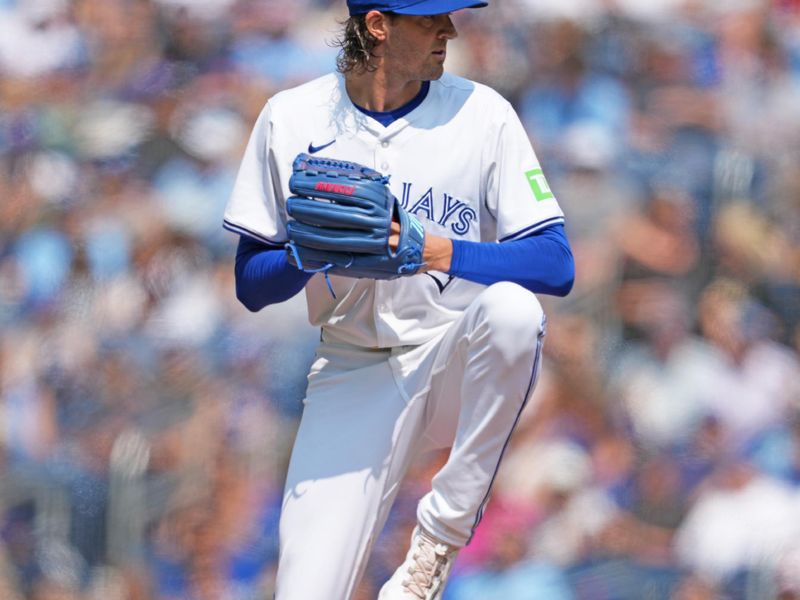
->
xmin=0 ymin=0 xmax=799 ymax=598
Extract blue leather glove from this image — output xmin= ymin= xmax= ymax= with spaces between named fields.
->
xmin=285 ymin=153 xmax=426 ymax=281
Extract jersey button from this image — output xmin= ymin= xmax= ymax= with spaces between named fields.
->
xmin=381 ymin=141 xmax=389 ymax=148
xmin=381 ymin=162 xmax=389 ymax=171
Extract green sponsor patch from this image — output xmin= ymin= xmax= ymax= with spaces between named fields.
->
xmin=525 ymin=168 xmax=554 ymax=202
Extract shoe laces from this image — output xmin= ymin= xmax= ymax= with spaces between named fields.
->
xmin=402 ymin=531 xmax=453 ymax=599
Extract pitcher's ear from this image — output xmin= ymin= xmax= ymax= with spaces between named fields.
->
xmin=365 ymin=10 xmax=390 ymax=42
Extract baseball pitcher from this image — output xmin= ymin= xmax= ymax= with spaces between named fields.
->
xmin=223 ymin=0 xmax=575 ymax=598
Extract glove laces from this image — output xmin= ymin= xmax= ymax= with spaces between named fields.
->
xmin=286 ymin=241 xmax=350 ymax=299
xmin=398 ymin=261 xmax=425 ymax=275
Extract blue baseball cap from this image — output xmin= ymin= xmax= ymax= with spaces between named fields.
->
xmin=347 ymin=0 xmax=488 ymax=16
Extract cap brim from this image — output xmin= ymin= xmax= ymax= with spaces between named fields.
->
xmin=391 ymin=0 xmax=488 ymax=15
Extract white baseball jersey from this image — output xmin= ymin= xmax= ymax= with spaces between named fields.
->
xmin=224 ymin=71 xmax=564 ymax=348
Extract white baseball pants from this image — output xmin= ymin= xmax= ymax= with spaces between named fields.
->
xmin=275 ymin=282 xmax=546 ymax=599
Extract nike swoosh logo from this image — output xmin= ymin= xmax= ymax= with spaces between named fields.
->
xmin=308 ymin=139 xmax=336 ymax=154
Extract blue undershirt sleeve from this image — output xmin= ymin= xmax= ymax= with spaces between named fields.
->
xmin=234 ymin=235 xmax=313 ymax=312
xmin=448 ymin=224 xmax=575 ymax=297
xmin=235 ymin=224 xmax=573 ymax=311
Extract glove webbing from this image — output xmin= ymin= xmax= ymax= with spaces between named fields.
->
xmin=297 ymin=156 xmax=391 ymax=185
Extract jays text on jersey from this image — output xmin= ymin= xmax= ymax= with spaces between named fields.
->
xmin=224 ymin=71 xmax=565 ymax=348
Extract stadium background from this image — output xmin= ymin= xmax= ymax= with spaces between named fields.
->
xmin=1 ymin=0 xmax=799 ymax=598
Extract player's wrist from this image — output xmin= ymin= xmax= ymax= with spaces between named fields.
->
xmin=422 ymin=234 xmax=453 ymax=273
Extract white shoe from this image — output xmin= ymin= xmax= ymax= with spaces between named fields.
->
xmin=378 ymin=526 xmax=459 ymax=600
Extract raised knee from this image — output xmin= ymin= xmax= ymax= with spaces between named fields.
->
xmin=474 ymin=282 xmax=545 ymax=350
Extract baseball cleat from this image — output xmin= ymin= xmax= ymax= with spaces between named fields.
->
xmin=378 ymin=526 xmax=458 ymax=600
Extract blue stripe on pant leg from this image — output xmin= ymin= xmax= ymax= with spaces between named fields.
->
xmin=466 ymin=314 xmax=546 ymax=544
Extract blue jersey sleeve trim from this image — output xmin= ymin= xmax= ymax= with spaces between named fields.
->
xmin=499 ymin=216 xmax=566 ymax=243
xmin=449 ymin=223 xmax=574 ymax=297
xmin=223 ymin=219 xmax=286 ymax=248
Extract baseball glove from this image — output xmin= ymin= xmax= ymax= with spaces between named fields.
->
xmin=285 ymin=153 xmax=426 ymax=285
